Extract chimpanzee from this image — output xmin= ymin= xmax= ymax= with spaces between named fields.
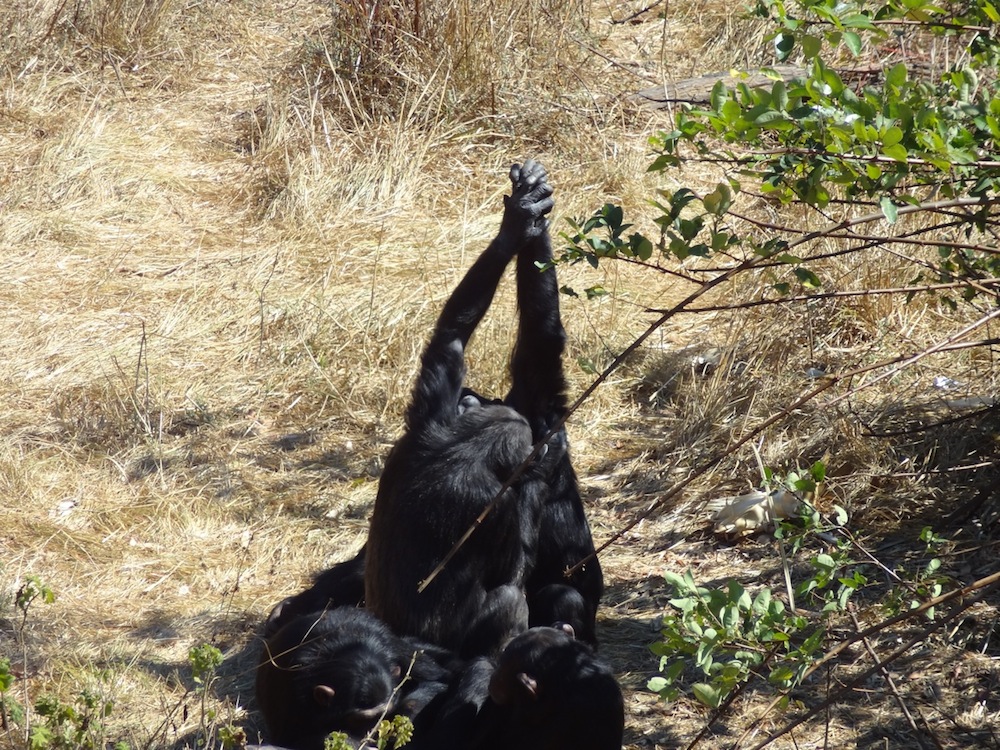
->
xmin=263 ymin=547 xmax=366 ymax=637
xmin=278 ymin=160 xmax=602 ymax=653
xmin=255 ymin=607 xmax=459 ymax=750
xmin=475 ymin=624 xmax=624 ymax=750
xmin=364 ymin=160 xmax=560 ymax=657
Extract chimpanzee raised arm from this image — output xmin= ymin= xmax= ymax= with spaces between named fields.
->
xmin=365 ymin=163 xmax=555 ymax=657
xmin=505 ymin=163 xmax=604 ymax=645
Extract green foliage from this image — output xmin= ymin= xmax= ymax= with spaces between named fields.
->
xmin=15 ymin=576 xmax=55 ymax=631
xmin=186 ymin=643 xmax=241 ymax=749
xmin=648 ymin=571 xmax=811 ymax=706
xmin=29 ymin=691 xmax=114 ymax=750
xmin=0 ymin=657 xmax=25 ymax=729
xmin=648 ymin=496 xmax=866 ymax=708
xmin=217 ymin=724 xmax=247 ymax=749
xmin=325 ymin=732 xmax=354 ymax=750
xmin=561 ymin=0 xmax=1000 ymax=305
xmin=374 ymin=714 xmax=415 ymax=749
xmin=324 ymin=715 xmax=415 ymax=750
xmin=883 ymin=526 xmax=950 ymax=618
xmin=763 ymin=460 xmax=826 ymax=495
xmin=188 ymin=644 xmax=224 ymax=687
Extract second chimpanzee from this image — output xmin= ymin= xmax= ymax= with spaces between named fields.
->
xmin=364 ymin=161 xmax=559 ymax=657
xmin=255 ymin=607 xmax=458 ymax=750
xmin=475 ymin=624 xmax=624 ymax=750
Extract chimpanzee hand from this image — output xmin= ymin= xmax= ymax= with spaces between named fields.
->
xmin=528 ymin=425 xmax=568 ymax=478
xmin=501 ymin=159 xmax=554 ymax=240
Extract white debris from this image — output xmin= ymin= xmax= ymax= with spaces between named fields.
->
xmin=707 ymin=488 xmax=801 ymax=535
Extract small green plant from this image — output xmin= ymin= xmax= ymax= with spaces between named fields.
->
xmin=187 ymin=643 xmax=225 ymax=744
xmin=648 ymin=571 xmax=818 ymax=708
xmin=15 ymin=576 xmax=55 ymax=634
xmin=883 ymin=526 xmax=950 ymax=618
xmin=29 ymin=690 xmax=114 ymax=750
xmin=0 ymin=657 xmax=25 ymax=732
xmin=324 ymin=714 xmax=415 ymax=750
xmin=650 ymin=475 xmax=870 ymax=709
xmin=188 ymin=644 xmax=224 ymax=688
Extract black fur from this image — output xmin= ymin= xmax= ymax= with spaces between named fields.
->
xmin=477 ymin=625 xmax=624 ymax=750
xmin=507 ymin=174 xmax=603 ymax=645
xmin=364 ymin=162 xmax=556 ymax=657
xmin=255 ymin=608 xmax=457 ymax=750
xmin=263 ymin=548 xmax=366 ymax=637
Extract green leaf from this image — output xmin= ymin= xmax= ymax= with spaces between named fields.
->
xmin=885 ymin=63 xmax=907 ymax=89
xmin=793 ymin=267 xmax=822 ymax=288
xmin=880 ymin=196 xmax=899 ymax=224
xmin=815 ymin=553 xmax=836 ymax=570
xmin=842 ymin=13 xmax=876 ymax=30
xmin=800 ymin=33 xmax=822 ymax=59
xmin=710 ymin=81 xmax=727 ymax=113
xmin=844 ymin=31 xmax=862 ymax=56
xmin=882 ymin=126 xmax=903 ymax=147
xmin=882 ymin=143 xmax=908 ymax=162
xmin=772 ymin=80 xmax=788 ymax=111
xmin=629 ymin=233 xmax=654 ymax=261
xmin=703 ymin=183 xmax=733 ymax=216
xmin=775 ymin=32 xmax=795 ymax=60
xmin=692 ymin=683 xmax=722 ymax=708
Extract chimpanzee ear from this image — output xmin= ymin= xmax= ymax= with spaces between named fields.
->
xmin=391 ymin=664 xmax=402 ymax=680
xmin=554 ymin=622 xmax=576 ymax=639
xmin=313 ymin=685 xmax=336 ymax=706
xmin=517 ymin=672 xmax=539 ymax=699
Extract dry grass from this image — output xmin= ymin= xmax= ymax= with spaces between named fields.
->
xmin=1 ymin=0 xmax=999 ymax=748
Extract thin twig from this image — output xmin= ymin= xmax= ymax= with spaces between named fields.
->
xmin=647 ymin=281 xmax=1000 ymax=314
xmin=610 ymin=0 xmax=664 ymax=24
xmin=735 ymin=568 xmax=1000 ymax=746
xmin=826 ymin=306 xmax=1000 ymax=408
xmin=569 ymin=331 xmax=994 ymax=575
xmin=848 ymin=608 xmax=933 ymax=749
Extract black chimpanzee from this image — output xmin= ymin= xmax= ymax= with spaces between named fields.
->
xmin=475 ymin=624 xmax=624 ymax=750
xmin=364 ymin=160 xmax=560 ymax=657
xmin=270 ymin=160 xmax=602 ymax=653
xmin=255 ymin=607 xmax=459 ymax=750
xmin=263 ymin=547 xmax=366 ymax=637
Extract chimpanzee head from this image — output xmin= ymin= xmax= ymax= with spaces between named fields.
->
xmin=488 ymin=623 xmax=575 ymax=709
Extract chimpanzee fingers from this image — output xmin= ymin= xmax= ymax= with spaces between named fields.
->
xmin=518 ymin=159 xmax=546 ymax=186
xmin=509 ymin=160 xmax=549 ymax=198
xmin=532 ymin=194 xmax=555 ymax=217
xmin=509 ymin=163 xmax=522 ymax=187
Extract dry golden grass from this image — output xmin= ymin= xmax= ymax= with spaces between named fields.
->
xmin=1 ymin=0 xmax=998 ymax=748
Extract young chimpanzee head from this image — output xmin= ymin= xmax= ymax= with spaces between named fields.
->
xmin=307 ymin=640 xmax=400 ymax=732
xmin=486 ymin=624 xmax=624 ymax=750
xmin=488 ymin=623 xmax=575 ymax=710
xmin=256 ymin=608 xmax=404 ymax=750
